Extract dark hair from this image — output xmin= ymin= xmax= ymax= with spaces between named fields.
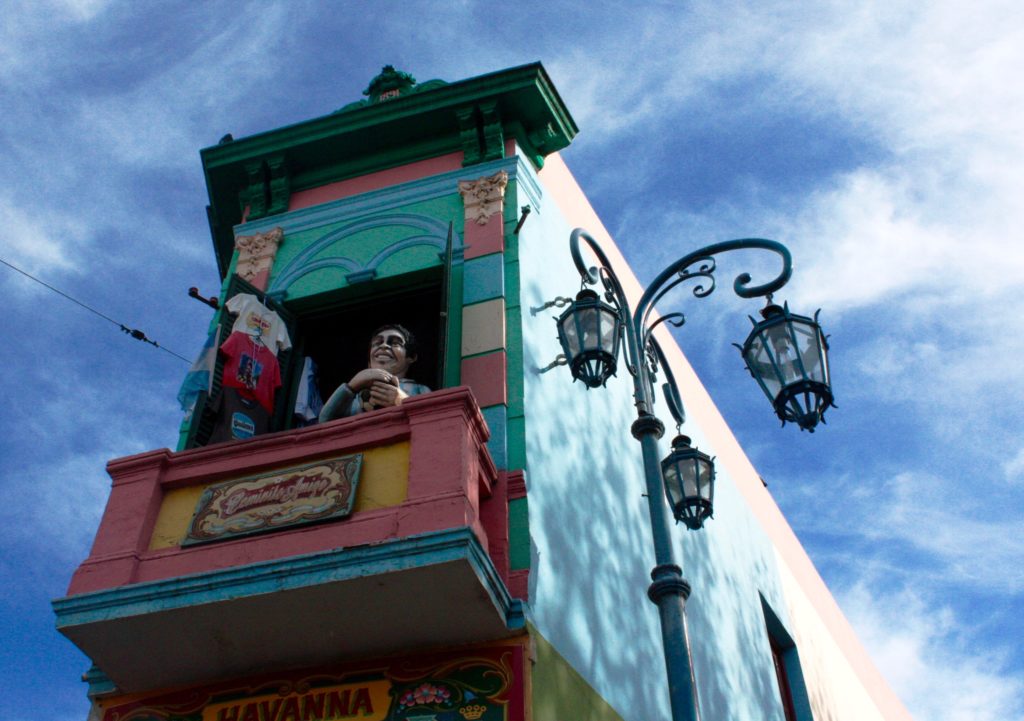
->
xmin=370 ymin=323 xmax=418 ymax=359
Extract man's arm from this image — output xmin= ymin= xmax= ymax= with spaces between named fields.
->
xmin=318 ymin=383 xmax=358 ymax=422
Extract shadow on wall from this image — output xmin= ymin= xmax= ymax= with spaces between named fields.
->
xmin=523 ymin=264 xmax=810 ymax=721
xmin=523 ymin=286 xmax=672 ymax=720
xmin=684 ymin=513 xmax=784 ymax=720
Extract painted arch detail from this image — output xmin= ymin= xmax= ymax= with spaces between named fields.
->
xmin=269 ymin=212 xmax=461 ymax=294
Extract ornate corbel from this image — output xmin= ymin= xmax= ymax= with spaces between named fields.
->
xmin=234 ymin=227 xmax=284 ymax=290
xmin=458 ymin=171 xmax=509 ymax=226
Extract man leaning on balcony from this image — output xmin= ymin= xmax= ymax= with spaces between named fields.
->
xmin=319 ymin=324 xmax=430 ymax=421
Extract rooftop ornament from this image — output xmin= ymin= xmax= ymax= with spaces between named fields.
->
xmin=542 ymin=227 xmax=834 ymax=721
xmin=363 ymin=65 xmax=417 ymax=102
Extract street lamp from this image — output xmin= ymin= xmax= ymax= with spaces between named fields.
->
xmin=544 ymin=227 xmax=833 ymax=721
xmin=556 ymin=288 xmax=621 ymax=388
xmin=661 ymin=434 xmax=715 ymax=530
xmin=739 ymin=301 xmax=833 ymax=431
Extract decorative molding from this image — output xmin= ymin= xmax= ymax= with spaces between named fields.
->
xmin=459 ymin=171 xmax=509 ymax=226
xmin=456 ymin=106 xmax=482 ymax=166
xmin=234 ymin=226 xmax=283 ymax=289
xmin=505 ymin=470 xmax=527 ymax=500
xmin=266 ymin=156 xmax=290 ymax=215
xmin=480 ymin=101 xmax=504 ymax=162
xmin=267 ymin=213 xmax=453 ymax=295
xmin=235 ymin=156 xmax=535 ymax=238
xmin=54 ymin=526 xmax=522 ymax=629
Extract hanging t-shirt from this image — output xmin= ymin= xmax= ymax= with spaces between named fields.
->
xmin=225 ymin=293 xmax=292 ymax=355
xmin=220 ymin=331 xmax=281 ymax=414
xmin=207 ymin=388 xmax=271 ymax=444
xmin=293 ymin=356 xmax=324 ymax=425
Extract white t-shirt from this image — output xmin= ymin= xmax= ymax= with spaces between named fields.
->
xmin=225 ymin=293 xmax=292 ymax=355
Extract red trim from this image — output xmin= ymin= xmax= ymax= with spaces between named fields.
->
xmin=460 ymin=352 xmax=507 ymax=408
xmin=463 ymin=216 xmax=504 ymax=259
xmin=101 ymin=641 xmax=528 ymax=721
xmin=68 ymin=388 xmax=505 ymax=596
xmin=287 ymin=153 xmax=464 ymax=211
xmin=506 ymin=470 xmax=527 ymax=500
xmin=508 ymin=570 xmax=529 ymax=601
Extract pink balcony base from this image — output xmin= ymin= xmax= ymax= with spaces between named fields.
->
xmin=67 ymin=388 xmax=512 ymax=598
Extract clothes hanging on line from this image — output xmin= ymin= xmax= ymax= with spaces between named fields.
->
xmin=207 ymin=388 xmax=271 ymax=444
xmin=224 ymin=293 xmax=291 ymax=355
xmin=293 ymin=356 xmax=324 ymax=425
xmin=220 ymin=330 xmax=282 ymax=414
xmin=177 ymin=326 xmax=221 ymax=412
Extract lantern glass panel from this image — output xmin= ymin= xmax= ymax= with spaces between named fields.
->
xmin=599 ymin=306 xmax=619 ymax=355
xmin=791 ymin=319 xmax=828 ymax=385
xmin=559 ymin=312 xmax=581 ymax=356
xmin=765 ymin=322 xmax=803 ymax=386
xmin=744 ymin=332 xmax=783 ymax=400
xmin=663 ymin=462 xmax=681 ymax=507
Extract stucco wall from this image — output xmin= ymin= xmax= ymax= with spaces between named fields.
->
xmin=517 ymin=153 xmax=909 ymax=721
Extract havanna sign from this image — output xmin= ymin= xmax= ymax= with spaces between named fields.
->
xmin=207 ymin=680 xmax=390 ymax=721
xmin=184 ymin=454 xmax=363 ymax=545
xmin=98 ymin=647 xmax=523 ymax=721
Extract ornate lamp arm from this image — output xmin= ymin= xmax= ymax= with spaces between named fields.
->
xmin=569 ymin=228 xmax=651 ymax=411
xmin=570 ymin=229 xmax=794 ymax=420
xmin=633 ymin=238 xmax=792 ymax=336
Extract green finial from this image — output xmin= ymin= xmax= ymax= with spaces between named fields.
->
xmin=363 ymin=65 xmax=417 ymax=102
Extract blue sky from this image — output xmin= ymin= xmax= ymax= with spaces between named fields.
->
xmin=1 ymin=2 xmax=1022 ymax=720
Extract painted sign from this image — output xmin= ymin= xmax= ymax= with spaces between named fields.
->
xmin=206 ymin=679 xmax=391 ymax=721
xmin=184 ymin=454 xmax=363 ymax=545
xmin=99 ymin=645 xmax=525 ymax=721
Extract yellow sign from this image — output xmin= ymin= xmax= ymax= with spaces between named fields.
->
xmin=205 ymin=680 xmax=391 ymax=721
xmin=185 ymin=454 xmax=363 ymax=544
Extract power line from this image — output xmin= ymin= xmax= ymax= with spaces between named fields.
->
xmin=1 ymin=255 xmax=191 ymax=364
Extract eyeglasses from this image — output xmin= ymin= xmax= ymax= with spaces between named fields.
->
xmin=370 ymin=335 xmax=406 ymax=349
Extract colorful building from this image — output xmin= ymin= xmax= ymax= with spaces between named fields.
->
xmin=53 ymin=63 xmax=911 ymax=721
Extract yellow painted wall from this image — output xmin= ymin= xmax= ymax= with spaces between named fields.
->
xmin=149 ymin=442 xmax=410 ymax=550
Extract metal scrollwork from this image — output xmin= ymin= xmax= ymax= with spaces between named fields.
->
xmin=530 ymin=296 xmax=574 ymax=315
xmin=568 ymin=227 xmax=793 ymax=418
xmin=536 ymin=354 xmax=568 ymax=374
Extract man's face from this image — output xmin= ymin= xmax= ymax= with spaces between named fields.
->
xmin=368 ymin=328 xmax=414 ymax=376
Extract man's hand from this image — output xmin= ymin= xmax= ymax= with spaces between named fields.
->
xmin=367 ymin=378 xmax=409 ymax=408
xmin=348 ymin=368 xmax=393 ymax=392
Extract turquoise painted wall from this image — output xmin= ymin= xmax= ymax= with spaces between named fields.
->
xmin=516 ymin=157 xmax=805 ymax=721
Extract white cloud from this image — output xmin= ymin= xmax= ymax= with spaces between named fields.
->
xmin=0 ymin=370 xmax=176 ymax=562
xmin=840 ymin=583 xmax=1024 ymax=721
xmin=779 ymin=467 xmax=1024 ymax=596
xmin=1003 ymin=449 xmax=1024 ymax=484
xmin=0 ymin=197 xmax=79 ymax=275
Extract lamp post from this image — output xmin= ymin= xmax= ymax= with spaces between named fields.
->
xmin=546 ymin=227 xmax=833 ymax=721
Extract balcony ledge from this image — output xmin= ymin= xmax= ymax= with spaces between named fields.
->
xmin=54 ymin=526 xmax=523 ymax=694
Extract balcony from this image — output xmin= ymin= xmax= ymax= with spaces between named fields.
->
xmin=53 ymin=387 xmax=523 ymax=694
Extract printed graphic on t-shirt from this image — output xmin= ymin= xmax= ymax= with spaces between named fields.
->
xmin=230 ymin=412 xmax=256 ymax=439
xmin=236 ymin=352 xmax=263 ymax=390
xmin=244 ymin=311 xmax=272 ymax=341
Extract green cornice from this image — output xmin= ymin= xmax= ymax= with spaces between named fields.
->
xmin=201 ymin=63 xmax=577 ymax=277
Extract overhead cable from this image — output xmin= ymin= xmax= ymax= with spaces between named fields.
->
xmin=0 ymin=255 xmax=190 ymax=363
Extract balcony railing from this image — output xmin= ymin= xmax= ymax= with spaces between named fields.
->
xmin=53 ymin=387 xmax=524 ymax=694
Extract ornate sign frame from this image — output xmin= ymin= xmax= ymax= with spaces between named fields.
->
xmin=183 ymin=454 xmax=363 ymax=545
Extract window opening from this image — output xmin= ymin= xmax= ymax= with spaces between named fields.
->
xmin=184 ymin=253 xmax=458 ymax=449
xmin=299 ymin=281 xmax=444 ymax=413
xmin=770 ymin=633 xmax=798 ymax=721
xmin=760 ymin=594 xmax=813 ymax=721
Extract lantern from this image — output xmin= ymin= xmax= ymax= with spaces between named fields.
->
xmin=739 ymin=302 xmax=833 ymax=431
xmin=556 ymin=288 xmax=623 ymax=388
xmin=661 ymin=435 xmax=715 ymax=530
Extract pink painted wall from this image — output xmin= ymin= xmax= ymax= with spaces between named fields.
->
xmin=288 ymin=153 xmax=465 ymax=211
xmin=67 ymin=388 xmax=513 ymax=597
